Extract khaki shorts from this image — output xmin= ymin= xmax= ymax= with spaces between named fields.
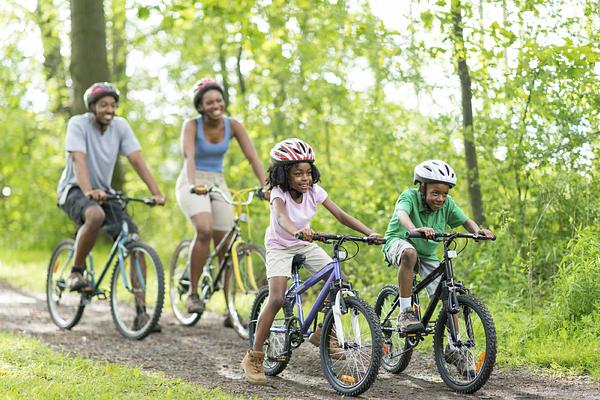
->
xmin=266 ymin=243 xmax=333 ymax=279
xmin=386 ymin=239 xmax=440 ymax=297
xmin=175 ymin=169 xmax=234 ymax=231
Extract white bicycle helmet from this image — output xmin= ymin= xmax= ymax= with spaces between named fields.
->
xmin=270 ymin=138 xmax=315 ymax=163
xmin=413 ymin=160 xmax=457 ymax=188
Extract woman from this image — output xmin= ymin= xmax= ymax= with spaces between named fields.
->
xmin=176 ymin=79 xmax=268 ymax=313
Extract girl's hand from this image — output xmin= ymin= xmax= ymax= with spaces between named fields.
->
xmin=295 ymin=228 xmax=314 ymax=242
xmin=413 ymin=227 xmax=436 ymax=239
xmin=367 ymin=232 xmax=384 ymax=245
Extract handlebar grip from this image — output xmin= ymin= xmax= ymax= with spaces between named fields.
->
xmin=405 ymin=231 xmax=427 ymax=239
xmin=294 ymin=231 xmax=305 ymax=240
xmin=190 ymin=185 xmax=209 ymax=195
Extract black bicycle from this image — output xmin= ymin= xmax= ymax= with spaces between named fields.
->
xmin=47 ymin=193 xmax=164 ymax=340
xmin=374 ymin=231 xmax=496 ymax=394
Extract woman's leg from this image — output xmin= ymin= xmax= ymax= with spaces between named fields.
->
xmin=187 ymin=212 xmax=213 ymax=311
xmin=252 ymin=276 xmax=288 ymax=352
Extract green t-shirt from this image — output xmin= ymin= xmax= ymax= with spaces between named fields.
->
xmin=383 ymin=188 xmax=469 ymax=261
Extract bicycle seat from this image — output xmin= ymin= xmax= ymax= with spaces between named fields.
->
xmin=291 ymin=254 xmax=306 ymax=275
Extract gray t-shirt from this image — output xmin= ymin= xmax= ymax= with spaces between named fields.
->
xmin=57 ymin=113 xmax=141 ymax=205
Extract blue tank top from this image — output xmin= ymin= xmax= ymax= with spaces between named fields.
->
xmin=194 ymin=117 xmax=232 ymax=173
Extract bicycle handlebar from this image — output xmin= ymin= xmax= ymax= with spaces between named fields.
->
xmin=405 ymin=231 xmax=496 ymax=241
xmin=105 ymin=193 xmax=156 ymax=207
xmin=190 ymin=185 xmax=264 ymax=205
xmin=295 ymin=231 xmax=386 ymax=245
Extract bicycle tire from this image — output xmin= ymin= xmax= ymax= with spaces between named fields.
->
xmin=223 ymin=242 xmax=267 ymax=340
xmin=374 ymin=284 xmax=414 ymax=373
xmin=320 ymin=296 xmax=383 ymax=396
xmin=169 ymin=238 xmax=202 ymax=326
xmin=110 ymin=241 xmax=165 ymax=340
xmin=46 ymin=239 xmax=85 ymax=329
xmin=248 ymin=286 xmax=291 ymax=376
xmin=433 ymin=294 xmax=496 ymax=394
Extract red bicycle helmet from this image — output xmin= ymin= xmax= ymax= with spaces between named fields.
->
xmin=192 ymin=78 xmax=224 ymax=110
xmin=83 ymin=82 xmax=120 ymax=109
xmin=270 ymin=138 xmax=315 ymax=163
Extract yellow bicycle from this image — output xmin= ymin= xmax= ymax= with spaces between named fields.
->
xmin=169 ymin=186 xmax=267 ymax=339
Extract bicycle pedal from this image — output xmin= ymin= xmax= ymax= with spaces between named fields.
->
xmin=275 ymin=357 xmax=287 ymax=362
xmin=81 ymin=286 xmax=94 ymax=293
xmin=96 ymin=291 xmax=107 ymax=300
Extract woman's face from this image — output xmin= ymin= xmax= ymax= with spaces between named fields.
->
xmin=199 ymin=89 xmax=225 ymax=119
xmin=289 ymin=162 xmax=313 ymax=193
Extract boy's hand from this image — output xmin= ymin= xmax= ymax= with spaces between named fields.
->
xmin=477 ymin=228 xmax=494 ymax=239
xmin=413 ymin=227 xmax=436 ymax=239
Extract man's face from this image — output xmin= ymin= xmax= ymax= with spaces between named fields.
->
xmin=424 ymin=182 xmax=450 ymax=211
xmin=93 ymin=95 xmax=117 ymax=125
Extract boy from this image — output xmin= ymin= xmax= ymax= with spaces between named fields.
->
xmin=382 ymin=160 xmax=494 ymax=333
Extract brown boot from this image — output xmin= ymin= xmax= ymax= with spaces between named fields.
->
xmin=241 ymin=350 xmax=267 ymax=385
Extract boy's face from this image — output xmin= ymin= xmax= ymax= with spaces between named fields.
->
xmin=423 ymin=182 xmax=450 ymax=211
xmin=289 ymin=162 xmax=313 ymax=193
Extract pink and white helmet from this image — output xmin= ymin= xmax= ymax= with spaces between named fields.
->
xmin=270 ymin=138 xmax=315 ymax=163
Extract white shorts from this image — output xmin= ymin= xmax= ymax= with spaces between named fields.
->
xmin=266 ymin=243 xmax=333 ymax=279
xmin=386 ymin=239 xmax=441 ymax=297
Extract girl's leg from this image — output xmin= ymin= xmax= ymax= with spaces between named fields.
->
xmin=252 ymin=276 xmax=288 ymax=352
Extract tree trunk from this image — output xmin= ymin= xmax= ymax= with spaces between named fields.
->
xmin=70 ymin=0 xmax=110 ymax=115
xmin=110 ymin=0 xmax=127 ymax=191
xmin=451 ymin=0 xmax=485 ymax=225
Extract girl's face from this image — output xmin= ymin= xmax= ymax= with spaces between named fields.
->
xmin=424 ymin=182 xmax=450 ymax=211
xmin=289 ymin=162 xmax=313 ymax=193
xmin=199 ymin=89 xmax=225 ymax=119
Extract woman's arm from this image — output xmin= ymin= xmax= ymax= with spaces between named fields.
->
xmin=231 ymin=118 xmax=267 ymax=187
xmin=181 ymin=119 xmax=197 ymax=185
xmin=322 ymin=198 xmax=379 ymax=237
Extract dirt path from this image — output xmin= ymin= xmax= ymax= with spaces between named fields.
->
xmin=1 ymin=281 xmax=599 ymax=400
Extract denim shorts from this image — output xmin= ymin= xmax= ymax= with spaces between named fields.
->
xmin=59 ymin=186 xmax=139 ymax=240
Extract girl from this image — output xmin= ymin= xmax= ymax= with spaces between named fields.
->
xmin=175 ymin=79 xmax=268 ymax=314
xmin=241 ymin=138 xmax=382 ymax=385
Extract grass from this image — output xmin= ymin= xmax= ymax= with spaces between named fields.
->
xmin=0 ymin=331 xmax=248 ymax=400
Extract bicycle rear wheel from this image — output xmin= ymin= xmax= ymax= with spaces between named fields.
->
xmin=224 ymin=243 xmax=267 ymax=340
xmin=110 ymin=241 xmax=164 ymax=340
xmin=320 ymin=296 xmax=382 ymax=396
xmin=433 ymin=294 xmax=496 ymax=394
xmin=169 ymin=238 xmax=201 ymax=326
xmin=248 ymin=286 xmax=291 ymax=376
xmin=46 ymin=239 xmax=85 ymax=329
xmin=374 ymin=284 xmax=413 ymax=373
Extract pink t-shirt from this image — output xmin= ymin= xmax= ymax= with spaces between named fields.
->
xmin=265 ymin=184 xmax=328 ymax=249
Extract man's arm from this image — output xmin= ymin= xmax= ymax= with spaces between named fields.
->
xmin=126 ymin=151 xmax=165 ymax=205
xmin=72 ymin=151 xmax=107 ymax=201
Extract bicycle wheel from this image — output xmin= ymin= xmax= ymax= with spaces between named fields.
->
xmin=224 ymin=242 xmax=267 ymax=340
xmin=248 ymin=286 xmax=291 ymax=376
xmin=46 ymin=239 xmax=85 ymax=329
xmin=433 ymin=294 xmax=496 ymax=394
xmin=110 ymin=241 xmax=165 ymax=340
xmin=374 ymin=284 xmax=414 ymax=373
xmin=320 ymin=296 xmax=382 ymax=396
xmin=169 ymin=238 xmax=201 ymax=326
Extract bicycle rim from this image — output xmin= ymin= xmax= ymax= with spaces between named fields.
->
xmin=248 ymin=286 xmax=290 ymax=376
xmin=169 ymin=238 xmax=201 ymax=326
xmin=46 ymin=239 xmax=85 ymax=329
xmin=320 ymin=296 xmax=382 ymax=396
xmin=374 ymin=285 xmax=413 ymax=373
xmin=224 ymin=243 xmax=267 ymax=340
xmin=433 ymin=295 xmax=496 ymax=394
xmin=110 ymin=241 xmax=164 ymax=340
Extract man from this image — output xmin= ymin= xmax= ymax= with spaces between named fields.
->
xmin=56 ymin=82 xmax=165 ymax=330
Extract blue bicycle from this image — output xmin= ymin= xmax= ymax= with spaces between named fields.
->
xmin=46 ymin=193 xmax=164 ymax=340
xmin=248 ymin=233 xmax=384 ymax=396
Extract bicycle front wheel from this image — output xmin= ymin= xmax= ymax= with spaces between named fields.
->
xmin=320 ymin=296 xmax=382 ymax=396
xmin=110 ymin=241 xmax=165 ymax=340
xmin=169 ymin=238 xmax=201 ymax=326
xmin=47 ymin=239 xmax=85 ymax=329
xmin=433 ymin=294 xmax=496 ymax=394
xmin=223 ymin=243 xmax=267 ymax=340
xmin=374 ymin=284 xmax=413 ymax=373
